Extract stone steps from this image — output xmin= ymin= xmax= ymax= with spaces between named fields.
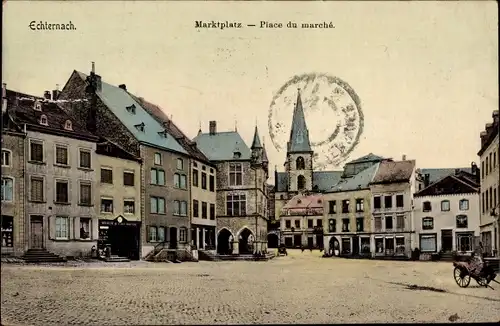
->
xmin=22 ymin=249 xmax=67 ymax=263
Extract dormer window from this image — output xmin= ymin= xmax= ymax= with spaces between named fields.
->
xmin=233 ymin=151 xmax=241 ymax=159
xmin=39 ymin=114 xmax=48 ymax=126
xmin=126 ymin=104 xmax=136 ymax=114
xmin=297 ymin=199 xmax=302 ymax=204
xmin=64 ymin=120 xmax=73 ymax=131
xmin=158 ymin=130 xmax=168 ymax=138
xmin=134 ymin=122 xmax=145 ymax=132
xmin=34 ymin=101 xmax=42 ymax=111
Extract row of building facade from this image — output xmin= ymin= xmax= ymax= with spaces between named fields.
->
xmin=1 ymin=64 xmax=269 ymax=260
xmin=2 ymin=64 xmax=498 ymax=261
xmin=268 ymin=90 xmax=499 ymax=259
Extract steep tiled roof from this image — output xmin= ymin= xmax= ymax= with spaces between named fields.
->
xmin=414 ymin=174 xmax=479 ymax=197
xmin=346 ymin=153 xmax=387 ymax=165
xmin=96 ymin=137 xmax=142 ymax=162
xmin=275 ymin=170 xmax=343 ymax=192
xmin=371 ymin=160 xmax=415 ymax=184
xmin=251 ymin=126 xmax=262 ymax=149
xmin=129 ymin=94 xmax=212 ymax=165
xmin=420 ymin=168 xmax=472 ymax=184
xmin=329 ymin=163 xmax=379 ymax=192
xmin=76 ymin=72 xmax=187 ymax=155
xmin=281 ymin=193 xmax=323 ymax=215
xmin=194 ymin=131 xmax=252 ymax=161
xmin=6 ymin=89 xmax=98 ymax=141
xmin=287 ymin=90 xmax=312 ymax=153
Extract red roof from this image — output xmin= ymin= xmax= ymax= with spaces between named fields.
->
xmin=281 ymin=193 xmax=323 ymax=215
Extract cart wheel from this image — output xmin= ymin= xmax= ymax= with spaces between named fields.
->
xmin=476 ymin=276 xmax=488 ymax=287
xmin=454 ymin=267 xmax=471 ymax=288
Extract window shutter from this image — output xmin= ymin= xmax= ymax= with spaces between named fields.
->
xmin=48 ymin=215 xmax=55 ymax=240
xmin=146 ymin=225 xmax=149 ymax=242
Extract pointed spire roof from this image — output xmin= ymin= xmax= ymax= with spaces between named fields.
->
xmin=262 ymin=139 xmax=269 ymax=162
xmin=288 ymin=89 xmax=312 ymax=153
xmin=251 ymin=125 xmax=262 ymax=149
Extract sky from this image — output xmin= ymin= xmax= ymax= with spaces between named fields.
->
xmin=3 ymin=1 xmax=498 ymax=182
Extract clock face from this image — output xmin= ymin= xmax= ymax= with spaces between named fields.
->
xmin=117 ymin=216 xmax=123 ymax=223
xmin=268 ymin=73 xmax=364 ymax=170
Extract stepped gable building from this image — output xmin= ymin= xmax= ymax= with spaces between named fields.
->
xmin=58 ymin=65 xmax=199 ymax=259
xmin=413 ymin=166 xmax=480 ymax=257
xmin=477 ymin=110 xmax=499 ymax=257
xmin=4 ymin=87 xmax=100 ymax=259
xmin=194 ymin=122 xmax=269 ymax=255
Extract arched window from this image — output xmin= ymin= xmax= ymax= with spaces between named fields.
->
xmin=297 ymin=175 xmax=306 ymax=190
xmin=296 ymin=156 xmax=305 ymax=170
xmin=64 ymin=120 xmax=73 ymax=131
xmin=440 ymin=200 xmax=450 ymax=211
xmin=39 ymin=115 xmax=48 ymax=126
xmin=422 ymin=217 xmax=433 ymax=230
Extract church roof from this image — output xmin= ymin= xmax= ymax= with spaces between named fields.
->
xmin=329 ymin=163 xmax=379 ymax=193
xmin=287 ymin=90 xmax=312 ymax=153
xmin=275 ymin=170 xmax=343 ymax=192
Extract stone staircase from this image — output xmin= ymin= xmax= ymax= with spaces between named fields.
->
xmin=22 ymin=249 xmax=67 ymax=263
xmin=198 ymin=250 xmax=219 ymax=261
xmin=440 ymin=251 xmax=455 ymax=261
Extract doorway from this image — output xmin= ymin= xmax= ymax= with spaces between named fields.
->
xmin=352 ymin=236 xmax=360 ymax=255
xmin=30 ymin=216 xmax=44 ymax=249
xmin=441 ymin=230 xmax=453 ymax=252
xmin=238 ymin=228 xmax=253 ymax=254
xmin=329 ymin=237 xmax=340 ymax=256
xmin=169 ymin=227 xmax=178 ymax=249
xmin=107 ymin=224 xmax=140 ymax=260
xmin=217 ymin=228 xmax=233 ymax=255
xmin=267 ymin=233 xmax=279 ymax=248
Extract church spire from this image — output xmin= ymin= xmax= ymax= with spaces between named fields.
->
xmin=251 ymin=125 xmax=262 ymax=149
xmin=287 ymin=88 xmax=312 ymax=153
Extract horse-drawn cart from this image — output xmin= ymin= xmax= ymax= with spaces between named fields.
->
xmin=453 ymin=260 xmax=498 ymax=289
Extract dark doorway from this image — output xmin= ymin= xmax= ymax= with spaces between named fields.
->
xmin=441 ymin=230 xmax=453 ymax=252
xmin=217 ymin=228 xmax=233 ymax=255
xmin=169 ymin=227 xmax=178 ymax=249
xmin=293 ymin=234 xmax=302 ymax=248
xmin=329 ymin=237 xmax=340 ymax=256
xmin=239 ymin=228 xmax=253 ymax=254
xmin=106 ymin=224 xmax=141 ymax=260
xmin=30 ymin=216 xmax=44 ymax=249
xmin=352 ymin=236 xmax=360 ymax=255
xmin=316 ymin=234 xmax=324 ymax=249
xmin=307 ymin=236 xmax=314 ymax=248
xmin=267 ymin=233 xmax=279 ymax=248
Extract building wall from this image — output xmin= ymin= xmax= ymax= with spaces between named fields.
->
xmin=479 ymin=133 xmax=499 ymax=255
xmin=369 ymin=181 xmax=414 ymax=257
xmin=190 ymin=159 xmax=217 ymax=227
xmin=274 ymin=192 xmax=288 ymax=221
xmin=24 ymin=131 xmax=98 ymax=258
xmin=215 ymin=160 xmax=268 ymax=253
xmin=322 ymin=189 xmax=372 ymax=254
xmin=414 ymin=193 xmax=480 ymax=252
xmin=281 ymin=213 xmax=323 ymax=247
xmin=140 ymin=145 xmax=191 ymax=257
xmin=96 ymin=154 xmax=141 ymax=222
xmin=1 ymin=131 xmax=26 ymax=256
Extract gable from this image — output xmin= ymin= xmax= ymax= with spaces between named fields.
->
xmin=415 ymin=175 xmax=478 ymax=197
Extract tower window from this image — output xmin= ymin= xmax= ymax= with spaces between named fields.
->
xmin=297 ymin=175 xmax=306 ymax=190
xmin=296 ymin=156 xmax=305 ymax=170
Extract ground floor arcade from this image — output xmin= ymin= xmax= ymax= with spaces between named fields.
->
xmin=191 ymin=224 xmax=216 ymax=250
xmin=324 ymin=233 xmax=412 ymax=258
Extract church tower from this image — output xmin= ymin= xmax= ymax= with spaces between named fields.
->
xmin=286 ymin=89 xmax=313 ymax=193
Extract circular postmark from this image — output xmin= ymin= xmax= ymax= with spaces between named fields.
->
xmin=268 ymin=73 xmax=364 ymax=170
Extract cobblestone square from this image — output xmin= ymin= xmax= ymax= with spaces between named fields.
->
xmin=2 ymin=251 xmax=499 ymax=325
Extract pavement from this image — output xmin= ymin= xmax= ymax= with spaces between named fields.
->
xmin=1 ymin=249 xmax=499 ymax=325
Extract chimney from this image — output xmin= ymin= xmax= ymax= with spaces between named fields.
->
xmin=455 ymin=168 xmax=460 ymax=175
xmin=493 ymin=110 xmax=499 ymax=125
xmin=274 ymin=166 xmax=278 ymax=188
xmin=91 ymin=61 xmax=95 ymax=74
xmin=209 ymin=121 xmax=217 ymax=135
xmin=471 ymin=162 xmax=479 ymax=182
xmin=52 ymin=84 xmax=61 ymax=101
xmin=95 ymin=75 xmax=102 ymax=92
xmin=44 ymin=91 xmax=51 ymax=100
xmin=119 ymin=84 xmax=127 ymax=91
xmin=402 ymin=154 xmax=407 ymax=161
xmin=2 ymin=83 xmax=7 ymax=113
xmin=424 ymin=173 xmax=430 ymax=187
xmin=480 ymin=131 xmax=488 ymax=147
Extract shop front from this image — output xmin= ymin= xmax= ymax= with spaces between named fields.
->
xmin=98 ymin=215 xmax=141 ymax=260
